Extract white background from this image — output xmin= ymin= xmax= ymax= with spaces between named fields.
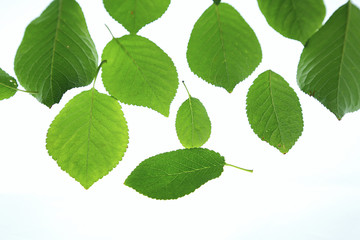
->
xmin=1 ymin=0 xmax=360 ymax=239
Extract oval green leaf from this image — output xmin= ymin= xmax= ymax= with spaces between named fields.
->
xmin=103 ymin=0 xmax=170 ymax=34
xmin=46 ymin=89 xmax=129 ymax=189
xmin=101 ymin=35 xmax=178 ymax=117
xmin=187 ymin=3 xmax=262 ymax=93
xmin=175 ymin=97 xmax=211 ymax=148
xmin=246 ymin=70 xmax=303 ymax=154
xmin=0 ymin=68 xmax=18 ymax=100
xmin=257 ymin=0 xmax=326 ymax=44
xmin=297 ymin=2 xmax=360 ymax=120
xmin=125 ymin=148 xmax=225 ymax=200
xmin=14 ymin=0 xmax=98 ymax=108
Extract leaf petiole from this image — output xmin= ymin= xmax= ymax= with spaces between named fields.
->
xmin=92 ymin=60 xmax=107 ymax=88
xmin=225 ymin=163 xmax=253 ymax=173
xmin=0 ymin=81 xmax=37 ymax=94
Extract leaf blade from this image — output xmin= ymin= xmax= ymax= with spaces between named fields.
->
xmin=0 ymin=68 xmax=18 ymax=100
xmin=187 ymin=3 xmax=262 ymax=92
xmin=246 ymin=70 xmax=303 ymax=154
xmin=125 ymin=148 xmax=225 ymax=200
xmin=46 ymin=89 xmax=129 ymax=189
xmin=14 ymin=0 xmax=98 ymax=107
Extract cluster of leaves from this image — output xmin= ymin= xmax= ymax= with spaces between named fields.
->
xmin=1 ymin=0 xmax=360 ymax=200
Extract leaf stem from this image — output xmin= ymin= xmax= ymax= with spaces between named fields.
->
xmin=225 ymin=163 xmax=253 ymax=173
xmin=182 ymin=81 xmax=192 ymax=98
xmin=105 ymin=24 xmax=116 ymax=39
xmin=92 ymin=60 xmax=107 ymax=88
xmin=0 ymin=82 xmax=37 ymax=94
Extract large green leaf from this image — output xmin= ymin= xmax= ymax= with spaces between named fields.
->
xmin=103 ymin=0 xmax=170 ymax=34
xmin=297 ymin=2 xmax=360 ymax=120
xmin=257 ymin=0 xmax=326 ymax=44
xmin=175 ymin=92 xmax=211 ymax=148
xmin=101 ymin=35 xmax=178 ymax=117
xmin=14 ymin=0 xmax=98 ymax=108
xmin=246 ymin=70 xmax=303 ymax=154
xmin=46 ymin=89 xmax=129 ymax=189
xmin=187 ymin=3 xmax=262 ymax=93
xmin=0 ymin=68 xmax=18 ymax=100
xmin=125 ymin=148 xmax=225 ymax=200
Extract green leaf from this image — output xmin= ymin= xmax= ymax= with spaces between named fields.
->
xmin=257 ymin=0 xmax=326 ymax=44
xmin=246 ymin=70 xmax=303 ymax=154
xmin=103 ymin=0 xmax=170 ymax=34
xmin=0 ymin=68 xmax=18 ymax=100
xmin=46 ymin=89 xmax=129 ymax=189
xmin=297 ymin=2 xmax=360 ymax=120
xmin=175 ymin=86 xmax=211 ymax=148
xmin=14 ymin=0 xmax=98 ymax=108
xmin=101 ymin=35 xmax=178 ymax=117
xmin=125 ymin=148 xmax=225 ymax=200
xmin=187 ymin=3 xmax=262 ymax=93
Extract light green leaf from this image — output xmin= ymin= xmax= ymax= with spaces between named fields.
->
xmin=0 ymin=68 xmax=18 ymax=100
xmin=101 ymin=35 xmax=178 ymax=117
xmin=14 ymin=0 xmax=98 ymax=108
xmin=297 ymin=2 xmax=360 ymax=120
xmin=187 ymin=3 xmax=262 ymax=93
xmin=246 ymin=70 xmax=303 ymax=154
xmin=125 ymin=148 xmax=225 ymax=200
xmin=257 ymin=0 xmax=325 ymax=44
xmin=103 ymin=0 xmax=170 ymax=34
xmin=175 ymin=85 xmax=211 ymax=148
xmin=46 ymin=89 xmax=129 ymax=189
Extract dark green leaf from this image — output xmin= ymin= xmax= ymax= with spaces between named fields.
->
xmin=101 ymin=35 xmax=178 ymax=117
xmin=103 ymin=0 xmax=170 ymax=34
xmin=46 ymin=89 xmax=129 ymax=189
xmin=187 ymin=3 xmax=262 ymax=93
xmin=257 ymin=0 xmax=325 ymax=44
xmin=0 ymin=68 xmax=17 ymax=100
xmin=14 ymin=0 xmax=98 ymax=108
xmin=125 ymin=148 xmax=225 ymax=200
xmin=297 ymin=2 xmax=360 ymax=120
xmin=176 ymin=96 xmax=211 ymax=148
xmin=246 ymin=70 xmax=303 ymax=154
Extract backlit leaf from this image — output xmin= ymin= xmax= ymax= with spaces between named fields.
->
xmin=176 ymin=96 xmax=211 ymax=148
xmin=187 ymin=3 xmax=262 ymax=93
xmin=101 ymin=35 xmax=178 ymax=117
xmin=257 ymin=0 xmax=326 ymax=44
xmin=14 ymin=0 xmax=98 ymax=108
xmin=0 ymin=68 xmax=17 ymax=100
xmin=297 ymin=2 xmax=360 ymax=120
xmin=246 ymin=70 xmax=303 ymax=154
xmin=125 ymin=148 xmax=225 ymax=200
xmin=103 ymin=0 xmax=170 ymax=34
xmin=46 ymin=89 xmax=129 ymax=189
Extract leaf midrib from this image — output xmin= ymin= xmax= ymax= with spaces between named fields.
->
xmin=85 ymin=88 xmax=96 ymax=188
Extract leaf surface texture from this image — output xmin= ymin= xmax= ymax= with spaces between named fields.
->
xmin=0 ymin=68 xmax=17 ymax=100
xmin=14 ymin=0 xmax=98 ymax=107
xmin=46 ymin=89 xmax=129 ymax=189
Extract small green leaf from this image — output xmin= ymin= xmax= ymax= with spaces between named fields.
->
xmin=246 ymin=70 xmax=303 ymax=154
xmin=125 ymin=148 xmax=225 ymax=200
xmin=257 ymin=0 xmax=325 ymax=44
xmin=297 ymin=2 xmax=360 ymax=120
xmin=101 ymin=35 xmax=178 ymax=117
xmin=0 ymin=68 xmax=18 ymax=100
xmin=46 ymin=89 xmax=129 ymax=189
xmin=187 ymin=3 xmax=262 ymax=93
xmin=175 ymin=84 xmax=211 ymax=148
xmin=14 ymin=0 xmax=98 ymax=108
xmin=103 ymin=0 xmax=170 ymax=34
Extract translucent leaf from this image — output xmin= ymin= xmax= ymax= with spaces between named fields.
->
xmin=187 ymin=3 xmax=262 ymax=93
xmin=103 ymin=0 xmax=170 ymax=34
xmin=0 ymin=68 xmax=18 ymax=100
xmin=46 ymin=89 xmax=129 ymax=189
xmin=297 ymin=2 xmax=360 ymax=120
xmin=14 ymin=0 xmax=98 ymax=108
xmin=175 ymin=96 xmax=211 ymax=148
xmin=257 ymin=0 xmax=326 ymax=44
xmin=101 ymin=35 xmax=178 ymax=117
xmin=246 ymin=70 xmax=303 ymax=154
xmin=125 ymin=148 xmax=225 ymax=200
